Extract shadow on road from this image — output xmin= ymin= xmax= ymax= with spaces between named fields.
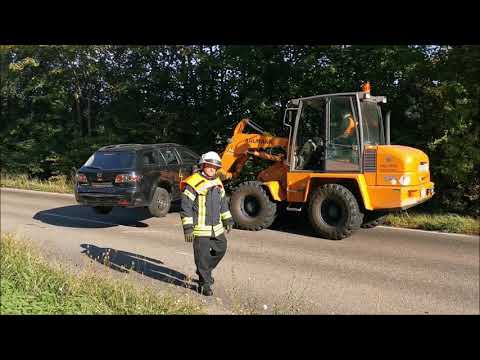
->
xmin=33 ymin=205 xmax=152 ymax=228
xmin=268 ymin=211 xmax=320 ymax=238
xmin=80 ymin=244 xmax=198 ymax=291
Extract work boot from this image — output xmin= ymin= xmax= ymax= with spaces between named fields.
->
xmin=196 ymin=270 xmax=214 ymax=284
xmin=199 ymin=284 xmax=213 ymax=297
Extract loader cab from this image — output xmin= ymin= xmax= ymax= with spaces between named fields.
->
xmin=286 ymin=89 xmax=386 ymax=173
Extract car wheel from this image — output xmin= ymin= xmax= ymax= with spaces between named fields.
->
xmin=148 ymin=187 xmax=171 ymax=217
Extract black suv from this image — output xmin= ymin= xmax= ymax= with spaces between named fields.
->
xmin=74 ymin=143 xmax=199 ymax=217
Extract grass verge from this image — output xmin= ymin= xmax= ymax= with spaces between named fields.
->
xmin=0 ymin=233 xmax=203 ymax=315
xmin=1 ymin=173 xmax=73 ymax=194
xmin=384 ymin=212 xmax=479 ymax=235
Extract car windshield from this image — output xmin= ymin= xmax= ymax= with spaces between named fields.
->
xmin=83 ymin=151 xmax=136 ymax=170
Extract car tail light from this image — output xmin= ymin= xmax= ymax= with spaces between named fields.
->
xmin=118 ymin=199 xmax=130 ymax=205
xmin=76 ymin=173 xmax=88 ymax=183
xmin=115 ymin=173 xmax=142 ymax=184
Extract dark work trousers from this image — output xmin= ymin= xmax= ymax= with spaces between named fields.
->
xmin=193 ymin=233 xmax=227 ymax=287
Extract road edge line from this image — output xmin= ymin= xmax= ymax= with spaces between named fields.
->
xmin=377 ymin=225 xmax=478 ymax=238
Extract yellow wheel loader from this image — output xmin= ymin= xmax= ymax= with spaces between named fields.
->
xmin=217 ymin=83 xmax=434 ymax=240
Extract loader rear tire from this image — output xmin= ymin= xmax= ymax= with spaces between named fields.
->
xmin=307 ymin=184 xmax=363 ymax=240
xmin=230 ymin=181 xmax=277 ymax=231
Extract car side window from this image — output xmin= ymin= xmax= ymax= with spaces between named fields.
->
xmin=177 ymin=147 xmax=199 ymax=163
xmin=161 ymin=148 xmax=179 ymax=165
xmin=142 ymin=151 xmax=157 ymax=166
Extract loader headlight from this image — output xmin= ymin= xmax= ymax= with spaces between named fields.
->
xmin=399 ymin=175 xmax=411 ymax=186
xmin=418 ymin=163 xmax=429 ymax=172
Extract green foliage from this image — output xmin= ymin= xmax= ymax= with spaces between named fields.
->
xmin=1 ymin=45 xmax=479 ymax=215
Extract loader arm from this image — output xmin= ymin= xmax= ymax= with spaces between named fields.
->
xmin=217 ymin=118 xmax=289 ymax=181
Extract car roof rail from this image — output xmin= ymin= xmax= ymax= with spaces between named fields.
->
xmin=150 ymin=143 xmax=181 ymax=147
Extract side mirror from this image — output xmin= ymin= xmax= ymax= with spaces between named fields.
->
xmin=283 ymin=108 xmax=297 ymax=126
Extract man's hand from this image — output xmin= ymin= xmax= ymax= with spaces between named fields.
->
xmin=185 ymin=232 xmax=195 ymax=243
xmin=225 ymin=224 xmax=233 ymax=233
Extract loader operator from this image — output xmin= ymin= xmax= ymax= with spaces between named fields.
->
xmin=336 ymin=112 xmax=358 ymax=143
xmin=179 ymin=151 xmax=234 ymax=296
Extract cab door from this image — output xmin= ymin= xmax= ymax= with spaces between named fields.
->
xmin=325 ymin=96 xmax=361 ymax=172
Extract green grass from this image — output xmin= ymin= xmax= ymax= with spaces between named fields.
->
xmin=1 ymin=173 xmax=74 ymax=194
xmin=0 ymin=233 xmax=204 ymax=315
xmin=384 ymin=212 xmax=479 ymax=235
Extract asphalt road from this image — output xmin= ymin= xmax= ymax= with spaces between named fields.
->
xmin=1 ymin=187 xmax=479 ymax=314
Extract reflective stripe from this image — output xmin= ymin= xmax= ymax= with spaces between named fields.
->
xmin=213 ymin=223 xmax=224 ymax=237
xmin=193 ymin=223 xmax=224 ymax=237
xmin=198 ymin=194 xmax=206 ymax=227
xmin=221 ymin=211 xmax=232 ymax=220
xmin=194 ymin=229 xmax=213 ymax=237
xmin=181 ymin=217 xmax=193 ymax=225
xmin=196 ymin=178 xmax=222 ymax=194
xmin=183 ymin=189 xmax=196 ymax=201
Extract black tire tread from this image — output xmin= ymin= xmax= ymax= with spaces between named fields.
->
xmin=230 ymin=181 xmax=277 ymax=231
xmin=307 ymin=184 xmax=363 ymax=240
xmin=148 ymin=187 xmax=171 ymax=217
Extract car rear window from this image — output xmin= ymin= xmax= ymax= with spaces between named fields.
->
xmin=83 ymin=151 xmax=136 ymax=170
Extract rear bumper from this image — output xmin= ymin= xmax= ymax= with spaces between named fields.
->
xmin=75 ymin=186 xmax=149 ymax=207
xmin=368 ymin=182 xmax=435 ymax=211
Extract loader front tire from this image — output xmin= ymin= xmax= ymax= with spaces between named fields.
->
xmin=230 ymin=181 xmax=277 ymax=231
xmin=308 ymin=184 xmax=363 ymax=240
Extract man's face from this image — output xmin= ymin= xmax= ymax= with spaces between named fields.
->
xmin=203 ymin=163 xmax=218 ymax=177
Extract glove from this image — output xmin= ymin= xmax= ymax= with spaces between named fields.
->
xmin=225 ymin=224 xmax=233 ymax=233
xmin=184 ymin=232 xmax=195 ymax=243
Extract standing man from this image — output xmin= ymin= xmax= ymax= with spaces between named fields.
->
xmin=179 ymin=151 xmax=234 ymax=296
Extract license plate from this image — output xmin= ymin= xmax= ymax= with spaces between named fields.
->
xmin=420 ymin=188 xmax=426 ymax=197
xmin=91 ymin=182 xmax=112 ymax=188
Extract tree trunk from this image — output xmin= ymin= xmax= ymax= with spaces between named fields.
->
xmin=75 ymin=92 xmax=85 ymax=137
xmin=87 ymin=96 xmax=91 ymax=136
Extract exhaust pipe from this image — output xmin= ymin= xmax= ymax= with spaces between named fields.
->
xmin=385 ymin=111 xmax=391 ymax=145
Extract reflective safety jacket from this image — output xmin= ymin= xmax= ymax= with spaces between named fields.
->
xmin=179 ymin=172 xmax=234 ymax=238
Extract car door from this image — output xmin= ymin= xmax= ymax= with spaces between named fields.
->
xmin=158 ymin=147 xmax=182 ymax=201
xmin=175 ymin=146 xmax=200 ymax=181
xmin=139 ymin=150 xmax=160 ymax=201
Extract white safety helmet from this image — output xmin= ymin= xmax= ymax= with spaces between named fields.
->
xmin=199 ymin=151 xmax=222 ymax=168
